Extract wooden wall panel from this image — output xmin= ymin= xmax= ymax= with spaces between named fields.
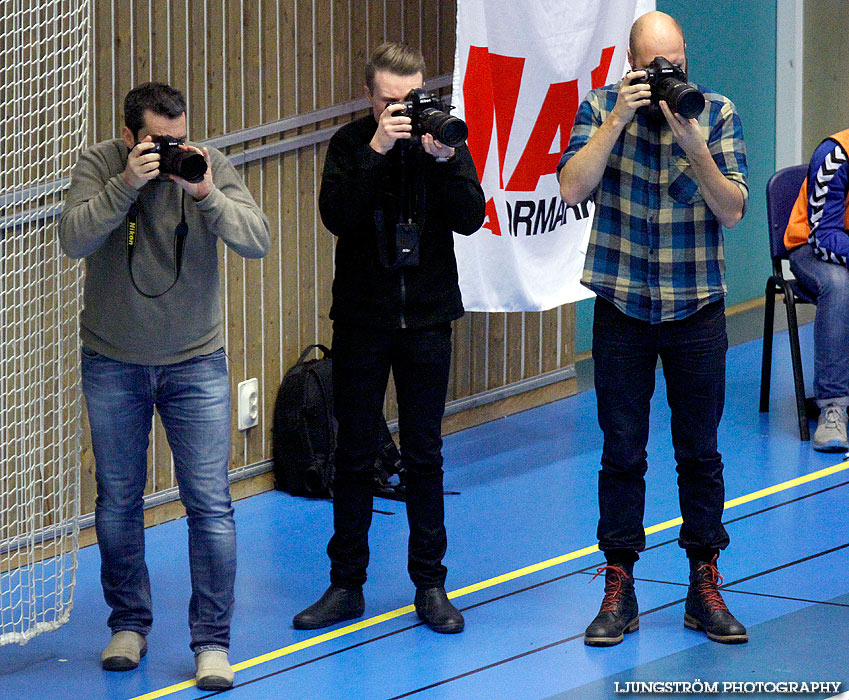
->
xmin=505 ymin=313 xmax=524 ymax=385
xmin=315 ymin=0 xmax=334 ymax=111
xmin=438 ymin=1 xmax=455 ymax=76
xmin=487 ymin=312 xmax=506 ymax=390
xmin=205 ymin=1 xmax=225 ymax=137
xmin=169 ymin=1 xmax=188 ymax=92
xmin=349 ymin=2 xmax=368 ymax=97
xmin=315 ymin=141 xmax=334 ymax=352
xmin=243 ymin=163 xmax=266 ymax=466
xmin=81 ymin=0 xmax=577 ymax=519
xmin=279 ymin=148 xmax=300 ymax=383
xmin=421 ymin=3 xmax=439 ymax=81
xmin=332 ymin=1 xmax=350 ymax=105
xmin=367 ymin=1 xmax=383 ymax=50
xmin=188 ymin=0 xmax=208 ymax=137
xmin=260 ymin=157 xmax=282 ymax=455
xmin=541 ymin=308 xmax=559 ymax=374
xmin=469 ymin=312 xmax=487 ymax=395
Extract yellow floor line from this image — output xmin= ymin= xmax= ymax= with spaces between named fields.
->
xmin=130 ymin=459 xmax=849 ymax=700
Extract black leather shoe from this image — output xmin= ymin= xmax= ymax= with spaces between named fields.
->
xmin=584 ymin=564 xmax=639 ymax=646
xmin=684 ymin=555 xmax=748 ymax=644
xmin=414 ymin=587 xmax=465 ymax=634
xmin=293 ymin=585 xmax=365 ymax=630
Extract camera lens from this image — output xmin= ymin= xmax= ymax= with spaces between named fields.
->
xmin=672 ymin=87 xmax=705 ymax=120
xmin=419 ymin=109 xmax=468 ymax=148
xmin=172 ymin=151 xmax=208 ymax=183
xmin=437 ymin=118 xmax=469 ymax=148
xmin=154 ymin=138 xmax=208 ymax=183
xmin=658 ymin=78 xmax=705 ymax=119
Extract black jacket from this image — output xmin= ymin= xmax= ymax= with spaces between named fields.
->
xmin=320 ymin=115 xmax=485 ymax=329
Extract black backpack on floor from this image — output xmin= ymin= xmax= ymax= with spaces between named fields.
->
xmin=272 ymin=344 xmax=337 ymax=497
xmin=272 ymin=344 xmax=405 ymax=499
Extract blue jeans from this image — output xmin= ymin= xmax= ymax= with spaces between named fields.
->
xmin=593 ymin=297 xmax=730 ymax=558
xmin=81 ymin=347 xmax=236 ymax=652
xmin=789 ymin=244 xmax=849 ymax=408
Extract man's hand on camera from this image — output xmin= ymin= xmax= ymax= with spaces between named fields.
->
xmin=422 ymin=134 xmax=454 ymax=160
xmin=121 ymin=136 xmax=159 ymax=189
xmin=660 ymin=101 xmax=708 ymax=158
xmin=370 ymin=103 xmax=412 ymax=155
xmin=610 ymin=70 xmax=652 ymax=126
xmin=170 ymin=145 xmax=214 ymax=201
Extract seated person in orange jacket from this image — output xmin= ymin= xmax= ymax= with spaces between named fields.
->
xmin=785 ymin=129 xmax=849 ymax=451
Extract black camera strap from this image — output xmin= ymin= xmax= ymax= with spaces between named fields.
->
xmin=126 ymin=191 xmax=188 ymax=298
xmin=398 ymin=142 xmax=427 ymax=225
xmin=372 ymin=144 xmax=428 ymax=271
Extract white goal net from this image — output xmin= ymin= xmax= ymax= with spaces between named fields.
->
xmin=0 ymin=0 xmax=89 ymax=645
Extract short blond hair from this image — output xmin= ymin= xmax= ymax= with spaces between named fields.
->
xmin=365 ymin=42 xmax=426 ymax=92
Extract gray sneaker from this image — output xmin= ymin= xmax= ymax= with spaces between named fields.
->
xmin=195 ymin=650 xmax=234 ymax=690
xmin=812 ymin=405 xmax=849 ymax=452
xmin=101 ymin=630 xmax=147 ymax=671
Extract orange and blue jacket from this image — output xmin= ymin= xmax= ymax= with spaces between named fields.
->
xmin=785 ymin=129 xmax=849 ymax=264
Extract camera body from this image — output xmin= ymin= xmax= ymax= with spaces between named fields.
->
xmin=395 ymin=88 xmax=469 ymax=148
xmin=641 ymin=56 xmax=705 ymax=119
xmin=150 ymin=135 xmax=208 ymax=183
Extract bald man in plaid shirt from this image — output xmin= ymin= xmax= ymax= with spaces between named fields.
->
xmin=558 ymin=12 xmax=748 ymax=647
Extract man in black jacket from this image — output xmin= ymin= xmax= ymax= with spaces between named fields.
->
xmin=293 ymin=42 xmax=485 ymax=634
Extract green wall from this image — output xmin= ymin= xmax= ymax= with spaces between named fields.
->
xmin=574 ymin=1 xmax=777 ymax=355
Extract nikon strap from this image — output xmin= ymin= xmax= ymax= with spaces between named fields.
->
xmin=371 ymin=144 xmax=428 ymax=271
xmin=126 ymin=191 xmax=188 ymax=298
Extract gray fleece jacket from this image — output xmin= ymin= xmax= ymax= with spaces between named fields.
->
xmin=59 ymin=138 xmax=270 ymax=365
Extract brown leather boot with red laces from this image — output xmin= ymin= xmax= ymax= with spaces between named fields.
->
xmin=584 ymin=563 xmax=639 ymax=646
xmin=684 ymin=555 xmax=748 ymax=644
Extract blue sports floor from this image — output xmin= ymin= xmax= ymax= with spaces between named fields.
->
xmin=2 ymin=323 xmax=849 ymax=700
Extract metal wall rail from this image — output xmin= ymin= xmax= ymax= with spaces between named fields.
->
xmin=1 ymin=359 xmax=574 ymax=555
xmin=0 ymin=74 xmax=453 ymax=231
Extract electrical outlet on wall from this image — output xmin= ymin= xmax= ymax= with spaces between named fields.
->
xmin=237 ymin=378 xmax=259 ymax=430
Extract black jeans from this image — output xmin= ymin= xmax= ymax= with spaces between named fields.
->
xmin=593 ymin=297 xmax=730 ymax=559
xmin=327 ymin=322 xmax=452 ymax=589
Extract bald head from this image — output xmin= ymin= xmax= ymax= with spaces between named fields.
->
xmin=628 ymin=11 xmax=686 ymax=71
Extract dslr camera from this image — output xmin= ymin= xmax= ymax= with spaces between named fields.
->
xmin=641 ymin=56 xmax=705 ymax=119
xmin=150 ymin=135 xmax=208 ymax=183
xmin=395 ymin=88 xmax=469 ymax=148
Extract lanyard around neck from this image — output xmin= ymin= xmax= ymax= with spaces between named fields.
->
xmin=126 ymin=191 xmax=188 ymax=298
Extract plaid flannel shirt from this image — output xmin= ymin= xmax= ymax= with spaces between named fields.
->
xmin=558 ymin=81 xmax=748 ymax=324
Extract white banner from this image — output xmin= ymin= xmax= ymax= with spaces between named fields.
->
xmin=452 ymin=0 xmax=655 ymax=311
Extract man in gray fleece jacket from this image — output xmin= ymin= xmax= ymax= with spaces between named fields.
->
xmin=59 ymin=82 xmax=270 ymax=690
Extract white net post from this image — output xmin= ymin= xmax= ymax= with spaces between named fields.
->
xmin=0 ymin=0 xmax=89 ymax=645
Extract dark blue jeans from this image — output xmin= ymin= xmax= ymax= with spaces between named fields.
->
xmin=80 ymin=347 xmax=236 ymax=652
xmin=593 ymin=297 xmax=730 ymax=559
xmin=789 ymin=244 xmax=849 ymax=408
xmin=327 ymin=323 xmax=452 ymax=590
